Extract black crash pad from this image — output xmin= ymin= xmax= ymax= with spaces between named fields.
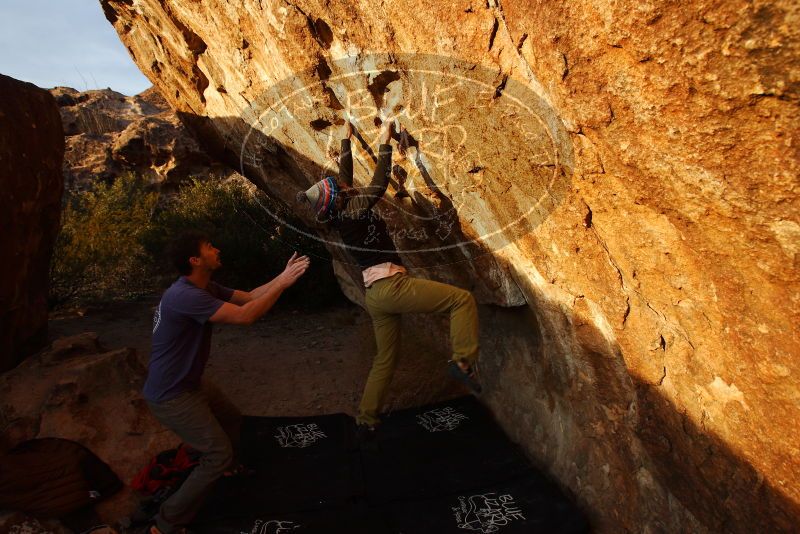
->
xmin=195 ymin=413 xmax=360 ymax=519
xmin=377 ymin=470 xmax=590 ymax=533
xmin=192 ymin=397 xmax=589 ymax=533
xmin=240 ymin=412 xmax=355 ymax=460
xmin=193 ymin=502 xmax=381 ymax=534
xmin=360 ymin=396 xmax=531 ymax=505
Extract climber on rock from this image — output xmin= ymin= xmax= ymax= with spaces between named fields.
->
xmin=143 ymin=232 xmax=309 ymax=534
xmin=296 ymin=115 xmax=481 ymax=442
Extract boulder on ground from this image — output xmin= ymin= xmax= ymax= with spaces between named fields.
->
xmin=0 ymin=74 xmax=65 ymax=372
xmin=0 ymin=333 xmax=177 ymax=523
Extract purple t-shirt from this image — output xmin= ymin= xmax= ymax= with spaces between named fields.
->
xmin=143 ymin=276 xmax=233 ymax=403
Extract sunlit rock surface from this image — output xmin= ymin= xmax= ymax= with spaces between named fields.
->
xmin=0 ymin=74 xmax=64 ymax=372
xmin=51 ymin=86 xmax=235 ymax=191
xmin=102 ymin=1 xmax=799 ymax=531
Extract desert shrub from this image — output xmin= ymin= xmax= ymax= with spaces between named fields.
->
xmin=50 ymin=174 xmax=158 ymax=305
xmin=144 ymin=176 xmax=343 ymax=307
xmin=50 ymin=174 xmax=344 ymax=309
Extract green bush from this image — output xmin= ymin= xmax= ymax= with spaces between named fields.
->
xmin=50 ymin=174 xmax=344 ymax=309
xmin=50 ymin=174 xmax=158 ymax=305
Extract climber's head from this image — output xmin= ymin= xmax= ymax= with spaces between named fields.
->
xmin=297 ymin=176 xmax=339 ymax=217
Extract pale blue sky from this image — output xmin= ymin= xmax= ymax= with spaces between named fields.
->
xmin=0 ymin=0 xmax=151 ymax=95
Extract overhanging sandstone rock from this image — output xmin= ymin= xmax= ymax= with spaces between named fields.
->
xmin=101 ymin=1 xmax=799 ymax=531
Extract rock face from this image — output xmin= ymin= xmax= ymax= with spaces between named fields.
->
xmin=0 ymin=74 xmax=65 ymax=373
xmin=101 ymin=1 xmax=799 ymax=531
xmin=0 ymin=333 xmax=177 ymax=522
xmin=51 ymin=86 xmax=233 ymax=191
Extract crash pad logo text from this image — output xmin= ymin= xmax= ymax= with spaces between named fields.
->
xmin=452 ymin=493 xmax=526 ymax=533
xmin=242 ymin=519 xmax=299 ymax=534
xmin=417 ymin=406 xmax=469 ymax=432
xmin=274 ymin=423 xmax=327 ymax=448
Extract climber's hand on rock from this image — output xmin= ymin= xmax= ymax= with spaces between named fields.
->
xmin=379 ymin=118 xmax=393 ymax=145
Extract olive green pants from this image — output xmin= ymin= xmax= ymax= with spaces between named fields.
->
xmin=357 ymin=273 xmax=479 ymax=426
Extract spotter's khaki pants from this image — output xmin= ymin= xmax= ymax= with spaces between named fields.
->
xmin=146 ymin=382 xmax=240 ymax=533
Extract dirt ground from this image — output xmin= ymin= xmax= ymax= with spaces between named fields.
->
xmin=0 ymin=297 xmax=468 ymax=532
xmin=48 ymin=297 xmax=465 ymax=421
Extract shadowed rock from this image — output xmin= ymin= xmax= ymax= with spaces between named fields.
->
xmin=0 ymin=332 xmax=177 ymax=524
xmin=0 ymin=74 xmax=64 ymax=372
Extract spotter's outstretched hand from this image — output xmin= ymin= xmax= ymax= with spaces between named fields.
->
xmin=278 ymin=252 xmax=310 ymax=288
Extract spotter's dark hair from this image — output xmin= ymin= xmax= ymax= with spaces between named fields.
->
xmin=169 ymin=231 xmax=211 ymax=275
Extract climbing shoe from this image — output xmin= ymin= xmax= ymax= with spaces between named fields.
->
xmin=448 ymin=360 xmax=482 ymax=394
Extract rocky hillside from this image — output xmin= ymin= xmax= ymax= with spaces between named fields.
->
xmin=51 ymin=86 xmax=234 ymax=190
xmin=100 ymin=1 xmax=799 ymax=531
